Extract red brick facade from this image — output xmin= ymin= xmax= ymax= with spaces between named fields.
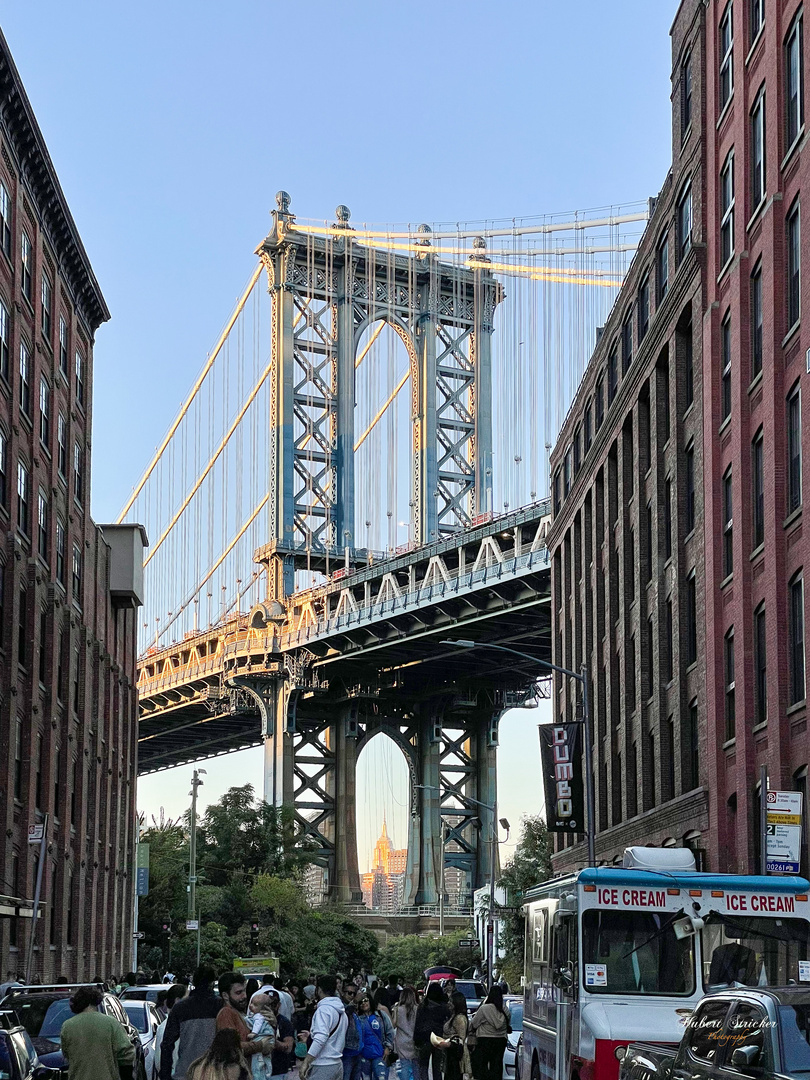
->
xmin=550 ymin=0 xmax=810 ymax=877
xmin=0 ymin=31 xmax=142 ymax=980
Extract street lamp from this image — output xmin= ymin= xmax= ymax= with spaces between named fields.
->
xmin=440 ymin=639 xmax=596 ymax=868
xmin=189 ymin=769 xmax=206 ymax=966
xmin=416 ymin=783 xmax=510 ymax=987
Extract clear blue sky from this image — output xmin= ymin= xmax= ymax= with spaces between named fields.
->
xmin=1 ymin=2 xmax=676 ymax=866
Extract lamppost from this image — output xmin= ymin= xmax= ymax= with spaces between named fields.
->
xmin=189 ymin=769 xmax=206 ymax=966
xmin=441 ymin=639 xmax=596 ymax=867
xmin=417 ymin=784 xmax=509 ymax=987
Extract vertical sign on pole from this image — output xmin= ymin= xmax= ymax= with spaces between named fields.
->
xmin=766 ymin=791 xmax=804 ymax=873
xmin=136 ymin=843 xmax=150 ymax=896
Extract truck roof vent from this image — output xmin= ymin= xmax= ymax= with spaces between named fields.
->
xmin=622 ymin=846 xmax=697 ymax=872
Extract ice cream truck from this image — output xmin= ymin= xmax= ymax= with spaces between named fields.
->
xmin=521 ymin=847 xmax=810 ymax=1080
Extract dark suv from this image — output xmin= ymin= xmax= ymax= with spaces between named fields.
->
xmin=0 ymin=1010 xmax=59 ymax=1078
xmin=0 ymin=985 xmax=146 ymax=1078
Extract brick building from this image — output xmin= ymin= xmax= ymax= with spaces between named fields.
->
xmin=0 ymin=31 xmax=145 ymax=980
xmin=549 ymin=0 xmax=810 ymax=877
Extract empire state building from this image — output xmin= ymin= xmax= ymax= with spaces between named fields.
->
xmin=360 ymin=816 xmax=407 ymax=911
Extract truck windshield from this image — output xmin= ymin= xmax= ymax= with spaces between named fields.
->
xmin=702 ymin=913 xmax=810 ymax=989
xmin=582 ymin=909 xmax=694 ymax=995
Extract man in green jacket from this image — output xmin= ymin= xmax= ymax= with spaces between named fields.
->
xmin=60 ymin=985 xmax=136 ymax=1080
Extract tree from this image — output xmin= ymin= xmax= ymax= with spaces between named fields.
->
xmin=136 ymin=814 xmax=188 ymax=960
xmin=497 ymin=814 xmax=552 ymax=986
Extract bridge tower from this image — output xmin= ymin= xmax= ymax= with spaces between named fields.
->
xmin=232 ymin=194 xmax=505 ymax=905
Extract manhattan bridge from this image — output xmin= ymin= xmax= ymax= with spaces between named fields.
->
xmin=122 ymin=192 xmax=647 ymax=916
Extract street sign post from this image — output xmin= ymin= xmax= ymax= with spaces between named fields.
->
xmin=766 ymin=790 xmax=804 ymax=873
xmin=457 ymin=939 xmax=478 ymax=948
xmin=136 ymin=843 xmax=150 ymax=897
xmin=27 ymin=824 xmax=44 ymax=844
xmin=186 ymin=919 xmax=199 ymax=931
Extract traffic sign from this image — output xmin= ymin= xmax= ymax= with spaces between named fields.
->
xmin=27 ymin=824 xmax=44 ymax=844
xmin=186 ymin=919 xmax=199 ymax=931
xmin=133 ymin=931 xmax=145 ymax=939
xmin=767 ymin=790 xmax=803 ymax=873
xmin=457 ymin=938 xmax=478 ymax=948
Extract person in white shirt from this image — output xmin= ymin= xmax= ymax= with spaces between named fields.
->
xmin=299 ymin=976 xmax=347 ymax=1080
xmin=152 ymin=983 xmax=188 ymax=1078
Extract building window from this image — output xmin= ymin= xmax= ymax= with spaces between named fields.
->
xmin=725 ymin=628 xmax=736 ymax=740
xmin=637 ymin=278 xmax=649 ymax=346
xmin=685 ymin=699 xmax=699 ymax=790
xmin=750 ymin=0 xmax=764 ymax=41
xmin=686 ymin=570 xmax=697 ymax=666
xmin=647 ymin=613 xmax=655 ymax=697
xmin=666 ymin=597 xmax=674 ymax=682
xmin=0 ymin=429 xmax=6 ymax=509
xmin=755 ymin=604 xmax=767 ymax=725
xmin=646 ymin=501 xmax=653 ymax=585
xmin=66 ymin=871 xmax=74 ymax=944
xmin=607 ymin=346 xmax=618 ymax=404
xmin=719 ymin=2 xmax=734 ymax=112
xmin=721 ymin=313 xmax=732 ymax=421
xmin=55 ymin=518 xmax=65 ymax=586
xmin=553 ymin=469 xmax=560 ymax=515
xmin=75 ymin=350 xmax=84 ymax=408
xmin=39 ymin=607 xmax=46 ymax=684
xmin=686 ymin=445 xmax=695 ymax=534
xmin=563 ymin=447 xmax=571 ymax=497
xmin=57 ymin=413 xmax=67 ymax=478
xmin=720 ymin=150 xmax=735 ymax=267
xmin=685 ymin=322 xmax=694 ymax=407
xmin=18 ymin=586 xmax=26 ymax=667
xmin=13 ymin=717 xmax=22 ymax=800
xmin=678 ymin=182 xmax=693 ymax=259
xmin=791 ymin=572 xmax=806 ymax=704
xmin=657 ymin=234 xmax=669 ymax=302
xmin=20 ymin=231 xmax=32 ymax=303
xmin=723 ymin=468 xmax=734 ymax=577
xmin=0 ymin=298 xmax=8 ymax=382
xmin=595 ymin=376 xmax=604 ymax=428
xmin=34 ymin=733 xmax=42 ymax=812
xmin=627 ymin=636 xmax=636 ymax=712
xmin=0 ymin=181 xmax=10 ymax=258
xmin=73 ymin=442 xmax=83 ymax=505
xmin=72 ymin=543 xmax=82 ymax=603
xmin=41 ymin=272 xmax=52 ymax=341
xmin=789 ymin=382 xmax=803 ymax=514
xmin=786 ymin=9 xmax=805 ymax=148
xmin=573 ymin=425 xmax=581 ymax=475
xmin=628 ymin=528 xmax=635 ymax=599
xmin=39 ymin=378 xmax=50 ymax=449
xmin=788 ymin=197 xmax=801 ymax=330
xmin=17 ymin=459 xmax=28 ymax=536
xmin=660 ymin=360 xmax=671 ymax=443
xmin=19 ymin=340 xmax=30 ymax=417
xmin=751 ymin=262 xmax=763 ymax=378
xmin=751 ymin=89 xmax=765 ymax=207
xmin=665 ymin=477 xmax=673 ymax=561
xmin=682 ymin=49 xmax=693 ymax=134
xmin=753 ymin=429 xmax=764 ymax=548
xmin=584 ymin=402 xmax=592 ymax=452
xmin=37 ymin=490 xmax=47 ymax=560
xmin=59 ymin=315 xmax=68 ymax=377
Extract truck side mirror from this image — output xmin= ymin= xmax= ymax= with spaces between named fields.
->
xmin=730 ymin=1045 xmax=760 ymax=1069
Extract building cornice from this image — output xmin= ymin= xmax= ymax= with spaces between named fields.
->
xmin=0 ymin=29 xmax=110 ymax=333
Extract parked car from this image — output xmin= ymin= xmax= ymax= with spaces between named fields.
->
xmin=121 ymin=1001 xmax=160 ymax=1078
xmin=0 ymin=984 xmax=148 ymax=1078
xmin=618 ymin=987 xmax=810 ymax=1080
xmin=119 ymin=985 xmax=167 ymax=1005
xmin=502 ymin=996 xmax=523 ymax=1080
xmin=0 ymin=1019 xmax=59 ymax=1079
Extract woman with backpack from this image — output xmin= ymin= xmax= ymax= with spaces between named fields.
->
xmin=356 ymin=992 xmax=394 ymax=1080
xmin=341 ymin=985 xmax=365 ymax=1080
xmin=412 ymin=982 xmax=450 ymax=1080
xmin=468 ymin=987 xmax=511 ymax=1080
xmin=391 ymin=987 xmax=418 ymax=1080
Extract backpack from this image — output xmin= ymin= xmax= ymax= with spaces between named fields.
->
xmin=344 ymin=1013 xmax=362 ymax=1052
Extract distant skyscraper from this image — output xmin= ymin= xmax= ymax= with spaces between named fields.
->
xmin=361 ymin=816 xmax=408 ymax=911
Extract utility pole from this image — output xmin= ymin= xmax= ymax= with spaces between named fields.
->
xmin=189 ymin=769 xmax=206 ymax=966
xmin=488 ymin=800 xmax=497 ymax=988
xmin=439 ymin=821 xmax=446 ymax=937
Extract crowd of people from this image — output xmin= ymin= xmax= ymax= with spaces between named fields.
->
xmin=16 ymin=965 xmax=513 ymax=1080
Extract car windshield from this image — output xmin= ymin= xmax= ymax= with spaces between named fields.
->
xmin=702 ymin=914 xmax=810 ymax=988
xmin=780 ymin=1004 xmax=810 ymax=1077
xmin=13 ymin=996 xmax=73 ymax=1039
xmin=123 ymin=1003 xmax=149 ymax=1033
xmin=582 ymin=909 xmax=695 ymax=996
xmin=457 ymin=983 xmax=485 ymax=1000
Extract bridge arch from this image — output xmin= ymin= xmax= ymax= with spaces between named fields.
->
xmin=353 ymin=319 xmax=417 ymax=554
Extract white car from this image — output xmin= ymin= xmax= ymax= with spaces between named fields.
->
xmin=121 ymin=999 xmax=161 ymax=1077
xmin=502 ymin=997 xmax=523 ymax=1080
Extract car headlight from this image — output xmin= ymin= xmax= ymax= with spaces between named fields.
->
xmin=614 ymin=1047 xmax=627 ymax=1062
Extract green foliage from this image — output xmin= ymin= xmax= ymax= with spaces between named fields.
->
xmin=376 ymin=928 xmax=481 ymax=986
xmin=170 ymin=921 xmax=234 ymax=974
xmin=497 ymin=814 xmax=552 ymax=986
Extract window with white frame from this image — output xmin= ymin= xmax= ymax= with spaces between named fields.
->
xmin=720 ymin=150 xmax=735 ymax=267
xmin=786 ymin=10 xmax=805 ymax=148
xmin=719 ymin=3 xmax=734 ymax=111
xmin=751 ymin=89 xmax=765 ymax=207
